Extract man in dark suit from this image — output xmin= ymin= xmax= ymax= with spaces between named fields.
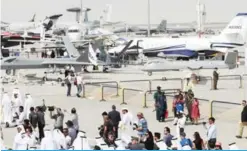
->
xmin=213 ymin=68 xmax=219 ymax=90
xmin=108 ymin=105 xmax=121 ymax=138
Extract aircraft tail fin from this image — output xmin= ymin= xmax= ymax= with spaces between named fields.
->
xmin=104 ymin=4 xmax=112 ymax=22
xmin=29 ymin=14 xmax=36 ymax=22
xmin=157 ymin=20 xmax=167 ymax=32
xmin=43 ymin=14 xmax=63 ymax=31
xmin=224 ymin=51 xmax=238 ymax=68
xmin=83 ymin=8 xmax=91 ymax=22
xmin=220 ymin=13 xmax=247 ymax=44
xmin=62 ymin=36 xmax=80 ymax=57
xmin=88 ymin=43 xmax=98 ymax=65
xmin=117 ymin=40 xmax=133 ymax=58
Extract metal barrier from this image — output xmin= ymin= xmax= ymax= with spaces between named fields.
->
xmin=121 ymin=88 xmax=143 ymax=105
xmin=199 ymin=76 xmax=213 ymax=90
xmin=219 ymin=75 xmax=242 ymax=88
xmin=209 ymin=100 xmax=241 ymax=117
xmin=152 ymin=78 xmax=184 ymax=90
xmin=143 ymin=89 xmax=180 ymax=108
xmin=100 ymin=85 xmax=120 ymax=102
xmin=81 ymin=83 xmax=101 ymax=98
xmin=120 ymin=80 xmax=152 ymax=93
xmin=82 ymin=81 xmax=119 ymax=98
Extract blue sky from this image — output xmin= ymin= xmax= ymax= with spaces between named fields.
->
xmin=1 ymin=0 xmax=247 ymax=24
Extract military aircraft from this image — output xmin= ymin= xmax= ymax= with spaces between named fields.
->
xmin=0 ymin=36 xmax=133 ymax=75
xmin=142 ymin=51 xmax=238 ymax=76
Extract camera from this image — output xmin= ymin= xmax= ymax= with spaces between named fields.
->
xmin=202 ymin=122 xmax=206 ymax=125
xmin=132 ymin=123 xmax=138 ymax=130
xmin=48 ymin=106 xmax=55 ymax=111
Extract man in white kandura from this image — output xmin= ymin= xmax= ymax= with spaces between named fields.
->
xmin=12 ymin=88 xmax=23 ymax=114
xmin=2 ymin=92 xmax=13 ymax=126
xmin=24 ymin=94 xmax=34 ymax=119
xmin=40 ymin=130 xmax=60 ymax=150
xmin=119 ymin=108 xmax=134 ymax=145
xmin=53 ymin=129 xmax=67 ymax=149
xmin=13 ymin=125 xmax=28 ymax=150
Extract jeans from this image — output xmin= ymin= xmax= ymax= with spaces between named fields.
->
xmin=77 ymin=84 xmax=82 ymax=96
xmin=67 ymin=83 xmax=71 ymax=96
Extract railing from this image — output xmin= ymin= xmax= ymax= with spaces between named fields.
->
xmin=120 ymin=88 xmax=143 ymax=105
xmin=198 ymin=76 xmax=213 ymax=90
xmin=120 ymin=79 xmax=152 ymax=93
xmin=81 ymin=83 xmax=102 ymax=98
xmin=152 ymin=77 xmax=184 ymax=90
xmin=209 ymin=100 xmax=241 ymax=117
xmin=143 ymin=89 xmax=179 ymax=108
xmin=100 ymin=85 xmax=120 ymax=102
xmin=82 ymin=81 xmax=119 ymax=98
xmin=219 ymin=75 xmax=242 ymax=88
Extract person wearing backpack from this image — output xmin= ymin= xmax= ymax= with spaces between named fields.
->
xmin=179 ymin=132 xmax=192 ymax=150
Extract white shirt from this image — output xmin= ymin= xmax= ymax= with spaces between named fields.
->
xmin=206 ymin=124 xmax=217 ymax=140
xmin=13 ymin=132 xmax=28 ymax=150
xmin=71 ymin=113 xmax=79 ymax=130
xmin=156 ymin=140 xmax=168 ymax=150
xmin=16 ymin=112 xmax=25 ymax=125
xmin=65 ymin=135 xmax=72 ymax=149
xmin=25 ymin=133 xmax=37 ymax=148
xmin=76 ymin=76 xmax=82 ymax=85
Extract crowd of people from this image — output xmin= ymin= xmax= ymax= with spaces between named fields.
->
xmin=1 ymin=83 xmax=246 ymax=150
xmin=0 ymin=88 xmax=81 ymax=150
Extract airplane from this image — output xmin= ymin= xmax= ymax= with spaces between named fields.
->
xmin=2 ymin=14 xmax=62 ymax=32
xmin=1 ymin=14 xmax=63 ymax=48
xmin=142 ymin=51 xmax=238 ymax=76
xmin=113 ymin=20 xmax=195 ymax=35
xmin=111 ymin=13 xmax=247 ymax=59
xmin=67 ymin=5 xmax=122 ymax=42
xmin=1 ymin=36 xmax=133 ymax=75
xmin=91 ymin=39 xmax=134 ymax=68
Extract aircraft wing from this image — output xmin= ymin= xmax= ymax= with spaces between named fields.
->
xmin=41 ymin=60 xmax=92 ymax=65
xmin=102 ymin=21 xmax=123 ymax=26
xmin=1 ymin=56 xmax=17 ymax=63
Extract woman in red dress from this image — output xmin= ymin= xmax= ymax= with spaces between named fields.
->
xmin=191 ymin=98 xmax=200 ymax=125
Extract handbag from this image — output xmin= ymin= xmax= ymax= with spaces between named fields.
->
xmin=164 ymin=110 xmax=168 ymax=118
xmin=74 ymin=78 xmax=77 ymax=85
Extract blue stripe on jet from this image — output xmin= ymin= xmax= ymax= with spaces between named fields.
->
xmin=145 ymin=44 xmax=185 ymax=52
xmin=236 ymin=13 xmax=247 ymax=16
xmin=162 ymin=49 xmax=198 ymax=57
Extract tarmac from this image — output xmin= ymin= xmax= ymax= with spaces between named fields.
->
xmin=1 ymin=65 xmax=247 ymax=149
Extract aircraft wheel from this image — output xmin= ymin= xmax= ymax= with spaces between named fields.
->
xmin=42 ymin=76 xmax=48 ymax=82
xmin=103 ymin=68 xmax=109 ymax=73
xmin=148 ymin=72 xmax=152 ymax=76
xmin=57 ymin=78 xmax=62 ymax=82
xmin=6 ymin=69 xmax=11 ymax=75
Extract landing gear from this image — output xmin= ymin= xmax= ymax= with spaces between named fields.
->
xmin=42 ymin=76 xmax=48 ymax=82
xmin=6 ymin=69 xmax=11 ymax=75
xmin=57 ymin=78 xmax=62 ymax=82
xmin=148 ymin=72 xmax=152 ymax=76
xmin=83 ymin=66 xmax=89 ymax=73
xmin=103 ymin=67 xmax=109 ymax=73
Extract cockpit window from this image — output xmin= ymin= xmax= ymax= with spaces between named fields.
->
xmin=68 ymin=29 xmax=79 ymax=33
